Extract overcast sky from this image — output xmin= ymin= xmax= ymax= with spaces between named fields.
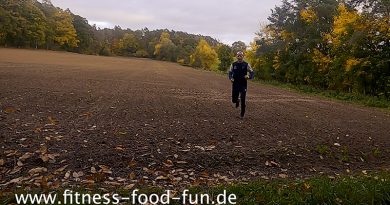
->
xmin=49 ymin=0 xmax=281 ymax=45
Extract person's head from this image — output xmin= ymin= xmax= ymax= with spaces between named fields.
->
xmin=236 ymin=51 xmax=244 ymax=62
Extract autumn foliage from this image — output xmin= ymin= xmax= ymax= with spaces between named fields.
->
xmin=248 ymin=0 xmax=389 ymax=97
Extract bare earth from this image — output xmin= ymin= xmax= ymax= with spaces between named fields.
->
xmin=0 ymin=48 xmax=389 ymax=189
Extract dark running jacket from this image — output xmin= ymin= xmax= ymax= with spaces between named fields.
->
xmin=228 ymin=61 xmax=254 ymax=90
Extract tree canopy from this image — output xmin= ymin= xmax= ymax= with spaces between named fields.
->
xmin=248 ymin=0 xmax=389 ymax=97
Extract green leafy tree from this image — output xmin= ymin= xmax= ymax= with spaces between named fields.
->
xmin=117 ymin=33 xmax=139 ymax=56
xmin=217 ymin=44 xmax=233 ymax=71
xmin=154 ymin=32 xmax=177 ymax=61
xmin=232 ymin=41 xmax=247 ymax=54
xmin=71 ymin=14 xmax=97 ymax=54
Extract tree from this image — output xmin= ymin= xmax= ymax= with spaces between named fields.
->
xmin=71 ymin=14 xmax=97 ymax=54
xmin=232 ymin=41 xmax=247 ymax=54
xmin=217 ymin=44 xmax=233 ymax=71
xmin=190 ymin=39 xmax=219 ymax=70
xmin=154 ymin=32 xmax=177 ymax=61
xmin=52 ymin=9 xmax=79 ymax=48
xmin=117 ymin=33 xmax=139 ymax=56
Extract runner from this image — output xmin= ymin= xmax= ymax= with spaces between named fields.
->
xmin=228 ymin=51 xmax=254 ymax=118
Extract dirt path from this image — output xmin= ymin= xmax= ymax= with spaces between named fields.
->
xmin=1 ymin=48 xmax=389 ymax=189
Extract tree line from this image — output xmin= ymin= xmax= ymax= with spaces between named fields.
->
xmin=247 ymin=0 xmax=389 ymax=97
xmin=0 ymin=0 xmax=247 ymax=71
xmin=1 ymin=0 xmax=388 ymax=98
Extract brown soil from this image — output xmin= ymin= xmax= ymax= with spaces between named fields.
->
xmin=1 ymin=48 xmax=389 ymax=189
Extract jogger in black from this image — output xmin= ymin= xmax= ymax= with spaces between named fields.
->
xmin=228 ymin=51 xmax=254 ymax=118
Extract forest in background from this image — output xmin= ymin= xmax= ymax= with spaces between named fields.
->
xmin=0 ymin=0 xmax=241 ymax=71
xmin=0 ymin=0 xmax=389 ymax=98
xmin=247 ymin=0 xmax=389 ymax=97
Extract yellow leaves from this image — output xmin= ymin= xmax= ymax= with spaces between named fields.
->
xmin=329 ymin=4 xmax=363 ymax=46
xmin=300 ymin=7 xmax=317 ymax=23
xmin=53 ymin=10 xmax=79 ymax=48
xmin=334 ymin=4 xmax=360 ymax=35
xmin=190 ymin=39 xmax=218 ymax=70
xmin=345 ymin=58 xmax=361 ymax=72
xmin=312 ymin=49 xmax=332 ymax=72
xmin=154 ymin=32 xmax=173 ymax=55
xmin=280 ymin=30 xmax=293 ymax=41
xmin=273 ymin=54 xmax=281 ymax=70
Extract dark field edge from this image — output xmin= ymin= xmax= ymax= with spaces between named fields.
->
xmin=211 ymin=69 xmax=390 ymax=111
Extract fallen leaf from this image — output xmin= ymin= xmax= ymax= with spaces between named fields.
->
xmin=79 ymin=112 xmax=93 ymax=118
xmin=163 ymin=160 xmax=174 ymax=167
xmin=304 ymin=183 xmax=311 ymax=190
xmin=128 ymin=159 xmax=137 ymax=168
xmin=115 ymin=146 xmax=125 ymax=151
xmin=362 ymin=170 xmax=368 ymax=175
xmin=39 ymin=146 xmax=48 ymax=154
xmin=6 ymin=150 xmax=18 ymax=157
xmin=64 ymin=171 xmax=71 ymax=179
xmin=278 ymin=174 xmax=288 ymax=179
xmin=124 ymin=184 xmax=135 ymax=190
xmin=334 ymin=143 xmax=341 ymax=147
xmin=40 ymin=155 xmax=49 ymax=162
xmin=129 ymin=172 xmax=136 ymax=180
xmin=8 ymin=177 xmax=24 ymax=184
xmin=265 ymin=161 xmax=280 ymax=167
xmin=116 ymin=177 xmax=126 ymax=182
xmin=47 ymin=116 xmax=57 ymax=125
xmin=73 ymin=171 xmax=84 ymax=178
xmin=205 ymin=145 xmax=216 ymax=151
xmin=82 ymin=180 xmax=95 ymax=184
xmin=54 ymin=165 xmax=69 ymax=174
xmin=28 ymin=167 xmax=47 ymax=175
xmin=34 ymin=127 xmax=42 ymax=133
xmin=4 ymin=107 xmax=17 ymax=113
xmin=173 ymin=177 xmax=183 ymax=182
xmin=19 ymin=152 xmax=34 ymax=161
xmin=91 ymin=167 xmax=97 ymax=174
xmin=156 ymin=176 xmax=168 ymax=180
xmin=9 ymin=166 xmax=22 ymax=174
xmin=17 ymin=161 xmax=23 ymax=167
xmin=0 ymin=159 xmax=4 ymax=166
xmin=200 ymin=171 xmax=209 ymax=178
xmin=194 ymin=146 xmax=205 ymax=151
xmin=98 ymin=165 xmax=112 ymax=174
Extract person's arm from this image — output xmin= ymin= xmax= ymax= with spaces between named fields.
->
xmin=248 ymin=64 xmax=255 ymax=80
xmin=228 ymin=64 xmax=234 ymax=81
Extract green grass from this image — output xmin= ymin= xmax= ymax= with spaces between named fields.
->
xmin=2 ymin=173 xmax=390 ymax=205
xmin=212 ymin=70 xmax=389 ymax=110
xmin=210 ymin=173 xmax=390 ymax=205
